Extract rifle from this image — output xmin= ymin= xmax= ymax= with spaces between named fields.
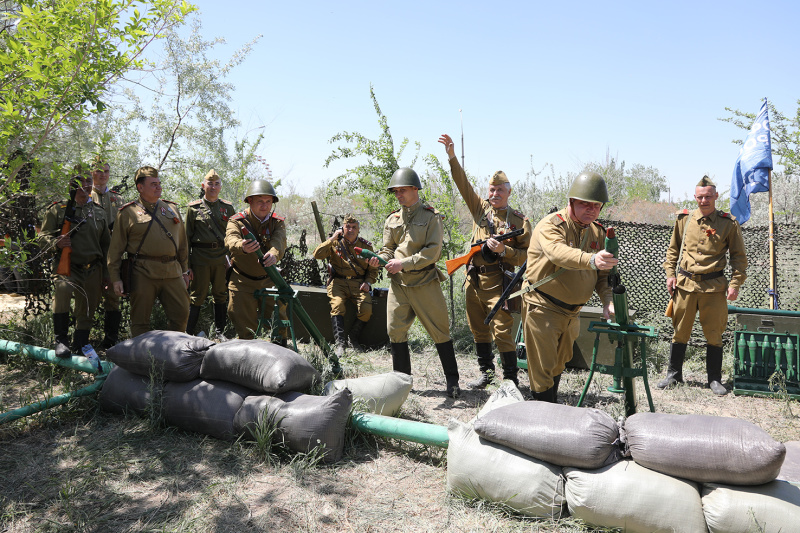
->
xmin=445 ymin=227 xmax=524 ymax=276
xmin=484 ymin=260 xmax=527 ymax=324
xmin=353 ymin=246 xmax=388 ymax=266
xmin=55 ymin=179 xmax=81 ymax=276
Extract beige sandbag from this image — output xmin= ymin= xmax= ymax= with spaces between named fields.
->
xmin=624 ymin=412 xmax=785 ymax=485
xmin=777 ymin=441 xmax=800 ymax=483
xmin=473 ymin=402 xmax=621 ymax=468
xmin=162 ymin=379 xmax=252 ymax=440
xmin=99 ymin=365 xmax=155 ymax=415
xmin=447 ymin=419 xmax=565 ymax=518
xmin=474 ymin=380 xmax=526 ymax=420
xmin=702 ymin=480 xmax=800 ymax=533
xmin=323 ymin=371 xmax=412 ymax=416
xmin=564 ymin=460 xmax=707 ymax=533
xmin=106 ymin=330 xmax=213 ymax=381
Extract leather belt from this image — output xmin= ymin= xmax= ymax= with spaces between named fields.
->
xmin=678 ymin=268 xmax=724 ymax=282
xmin=534 ymin=288 xmax=583 ymax=312
xmin=476 ymin=264 xmax=501 ymax=274
xmin=408 ymin=264 xmax=436 ymax=273
xmin=231 ymin=263 xmax=268 ymax=281
xmin=137 ymin=254 xmax=178 ymax=263
xmin=192 ymin=242 xmax=222 ymax=249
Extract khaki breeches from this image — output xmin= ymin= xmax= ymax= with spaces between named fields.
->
xmin=328 ymin=278 xmax=372 ymax=321
xmin=465 ymin=281 xmax=515 ymax=352
xmin=387 ymin=281 xmax=450 ymax=344
xmin=189 ymin=263 xmax=228 ymax=305
xmin=523 ymin=303 xmax=580 ymax=392
xmin=671 ymin=288 xmax=727 ymax=347
xmin=52 ymin=264 xmax=102 ymax=330
xmin=129 ymin=272 xmax=190 ymax=338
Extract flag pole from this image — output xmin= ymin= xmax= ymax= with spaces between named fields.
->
xmin=768 ymin=168 xmax=777 ymax=309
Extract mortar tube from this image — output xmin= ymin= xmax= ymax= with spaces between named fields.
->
xmin=350 ymin=412 xmax=449 ymax=448
xmin=728 ymin=306 xmax=800 ymax=318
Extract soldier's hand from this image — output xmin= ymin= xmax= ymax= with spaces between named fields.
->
xmin=666 ymin=277 xmax=677 ymax=295
xmin=182 ymin=272 xmax=190 ymax=289
xmin=386 ymin=259 xmax=404 ymax=274
xmin=485 ymin=237 xmax=505 ymax=254
xmin=113 ymin=281 xmax=124 ymax=296
xmin=727 ymin=286 xmax=739 ymax=301
xmin=56 ymin=235 xmax=71 ymax=248
xmin=594 ymin=250 xmax=618 ymax=270
xmin=332 ymin=229 xmax=343 ymax=240
xmin=438 ymin=134 xmax=456 ymax=159
xmin=186 ymin=269 xmax=194 ymax=281
xmin=242 ymin=239 xmax=260 ymax=254
xmin=261 ymin=252 xmax=277 ymax=267
xmin=359 ymin=282 xmax=370 ymax=292
xmin=367 ymin=257 xmax=382 ymax=268
xmin=603 ymin=301 xmax=614 ymax=321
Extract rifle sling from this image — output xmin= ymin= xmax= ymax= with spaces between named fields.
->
xmin=509 ymin=229 xmax=591 ymax=300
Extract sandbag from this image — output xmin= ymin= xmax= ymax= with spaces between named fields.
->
xmin=474 ymin=380 xmax=525 ymax=420
xmin=777 ymin=441 xmax=800 ymax=483
xmin=234 ymin=389 xmax=352 ymax=463
xmin=701 ymin=480 xmax=800 ymax=533
xmin=473 ymin=402 xmax=621 ymax=469
xmin=323 ymin=371 xmax=412 ymax=416
xmin=106 ymin=330 xmax=213 ymax=381
xmin=200 ymin=339 xmax=321 ymax=394
xmin=623 ymin=412 xmax=785 ymax=485
xmin=162 ymin=379 xmax=252 ymax=440
xmin=564 ymin=459 xmax=707 ymax=533
xmin=447 ymin=419 xmax=565 ymax=518
xmin=98 ymin=365 xmax=155 ymax=415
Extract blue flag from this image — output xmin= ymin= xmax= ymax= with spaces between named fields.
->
xmin=730 ymin=99 xmax=772 ymax=224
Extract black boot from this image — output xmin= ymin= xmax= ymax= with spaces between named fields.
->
xmin=72 ymin=329 xmax=91 ymax=353
xmin=53 ymin=312 xmax=71 ymax=358
xmin=532 ymin=374 xmax=560 ymax=403
xmin=467 ymin=342 xmax=495 ymax=389
xmin=500 ymin=351 xmax=519 ymax=386
xmin=213 ymin=303 xmax=228 ymax=338
xmin=99 ymin=310 xmax=122 ymax=350
xmin=436 ymin=340 xmax=461 ymax=399
xmin=186 ymin=305 xmax=202 ymax=335
xmin=331 ymin=315 xmax=346 ymax=357
xmin=391 ymin=342 xmax=411 ymax=375
xmin=657 ymin=343 xmax=687 ymax=389
xmin=706 ymin=344 xmax=728 ymax=396
xmin=348 ymin=319 xmax=368 ymax=351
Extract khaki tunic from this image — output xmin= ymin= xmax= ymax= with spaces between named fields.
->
xmin=448 ymin=156 xmax=532 ymax=351
xmin=41 ymin=200 xmax=111 ymax=329
xmin=664 ymin=209 xmax=748 ymax=346
xmin=522 ymin=209 xmax=612 ymax=391
xmin=107 ymin=197 xmax=190 ymax=337
xmin=378 ymin=201 xmax=450 ymax=344
xmin=225 ymin=209 xmax=287 ymax=339
xmin=91 ymin=186 xmax=124 ymax=311
xmin=186 ymin=198 xmax=235 ymax=305
xmin=313 ymin=235 xmax=379 ymax=320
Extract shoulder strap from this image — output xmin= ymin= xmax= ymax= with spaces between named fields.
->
xmin=510 ymin=229 xmax=591 ymax=299
xmin=201 ymin=198 xmax=226 ymax=245
xmin=141 ymin=200 xmax=179 ymax=256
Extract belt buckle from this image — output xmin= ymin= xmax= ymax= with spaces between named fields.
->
xmin=692 ymin=273 xmax=700 ymax=281
xmin=211 ymin=242 xmax=218 ymax=249
xmin=161 ymin=255 xmax=171 ymax=263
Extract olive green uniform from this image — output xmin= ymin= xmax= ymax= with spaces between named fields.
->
xmin=378 ymin=201 xmax=450 ymax=344
xmin=664 ymin=208 xmax=747 ymax=347
xmin=225 ymin=209 xmax=287 ymax=339
xmin=91 ymin=186 xmax=124 ymax=311
xmin=448 ymin=156 xmax=531 ymax=351
xmin=41 ymin=200 xmax=110 ymax=330
xmin=313 ymin=235 xmax=379 ymax=320
xmin=107 ymin=197 xmax=190 ymax=337
xmin=522 ymin=210 xmax=612 ymax=392
xmin=186 ymin=198 xmax=235 ymax=305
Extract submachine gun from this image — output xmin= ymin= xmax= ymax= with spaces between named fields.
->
xmin=445 ymin=228 xmax=525 ymax=276
xmin=576 ymin=227 xmax=656 ymax=416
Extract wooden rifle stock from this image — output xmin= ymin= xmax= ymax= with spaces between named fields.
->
xmin=445 ymin=227 xmax=525 ymax=276
xmin=55 ymin=187 xmax=80 ymax=276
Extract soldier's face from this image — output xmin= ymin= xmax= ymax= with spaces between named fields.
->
xmin=74 ymin=175 xmax=93 ymax=204
xmin=568 ymin=199 xmax=603 ymax=226
xmin=202 ymin=178 xmax=222 ymax=201
xmin=248 ymin=194 xmax=274 ymax=219
xmin=392 ymin=186 xmax=419 ymax=208
xmin=342 ymin=222 xmax=359 ymax=242
xmin=137 ymin=176 xmax=162 ymax=203
xmin=92 ymin=164 xmax=110 ymax=189
xmin=487 ymin=183 xmax=510 ymax=208
xmin=694 ymin=186 xmax=718 ymax=214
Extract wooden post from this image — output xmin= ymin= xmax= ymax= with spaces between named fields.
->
xmin=311 ymin=201 xmax=326 ymax=242
xmin=768 ymin=170 xmax=777 ymax=309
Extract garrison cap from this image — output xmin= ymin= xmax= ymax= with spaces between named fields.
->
xmin=343 ymin=213 xmax=359 ymax=225
xmin=204 ymin=169 xmax=220 ymax=181
xmin=697 ymin=175 xmax=716 ymax=188
xmin=489 ymin=170 xmax=510 ymax=186
xmin=135 ymin=166 xmax=159 ymax=184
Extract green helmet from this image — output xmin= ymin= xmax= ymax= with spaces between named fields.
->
xmin=243 ymin=179 xmax=279 ymax=203
xmin=387 ymin=167 xmax=422 ymax=191
xmin=568 ymin=172 xmax=609 ymax=204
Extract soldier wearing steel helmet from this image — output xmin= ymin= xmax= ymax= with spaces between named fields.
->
xmin=366 ymin=167 xmax=461 ymax=398
xmin=225 ymin=179 xmax=288 ymax=340
xmin=520 ymin=171 xmax=617 ymax=402
xmin=108 ymin=166 xmax=190 ymax=338
xmin=658 ymin=176 xmax=747 ymax=396
xmin=185 ymin=169 xmax=235 ymax=337
xmin=439 ymin=134 xmax=532 ymax=389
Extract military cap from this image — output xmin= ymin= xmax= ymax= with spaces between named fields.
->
xmin=134 ymin=166 xmax=159 ymax=184
xmin=697 ymin=175 xmax=716 ymax=188
xmin=343 ymin=213 xmax=359 ymax=225
xmin=489 ymin=170 xmax=510 ymax=186
xmin=204 ymin=169 xmax=220 ymax=181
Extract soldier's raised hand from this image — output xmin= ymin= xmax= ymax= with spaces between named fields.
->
xmin=438 ymin=134 xmax=456 ymax=159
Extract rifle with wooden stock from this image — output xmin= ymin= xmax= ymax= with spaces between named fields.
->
xmin=445 ymin=227 xmax=524 ymax=276
xmin=55 ymin=179 xmax=82 ymax=276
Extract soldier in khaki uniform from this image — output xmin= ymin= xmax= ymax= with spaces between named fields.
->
xmin=522 ymin=172 xmax=617 ymax=402
xmin=41 ymin=168 xmax=111 ymax=357
xmin=90 ymin=157 xmax=125 ymax=348
xmin=225 ymin=180 xmax=287 ymax=340
xmin=108 ymin=166 xmax=190 ymax=338
xmin=185 ymin=169 xmax=235 ymax=337
xmin=440 ymin=134 xmax=532 ymax=388
xmin=312 ymin=214 xmax=379 ymax=353
xmin=367 ymin=168 xmax=461 ymax=398
xmin=658 ymin=176 xmax=747 ymax=396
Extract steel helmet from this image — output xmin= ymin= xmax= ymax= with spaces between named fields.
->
xmin=243 ymin=179 xmax=279 ymax=203
xmin=568 ymin=172 xmax=609 ymax=204
xmin=387 ymin=167 xmax=422 ymax=191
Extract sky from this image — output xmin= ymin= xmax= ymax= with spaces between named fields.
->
xmin=170 ymin=0 xmax=799 ymax=202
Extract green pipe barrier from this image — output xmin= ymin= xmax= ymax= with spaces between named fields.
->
xmin=350 ymin=412 xmax=449 ymax=448
xmin=728 ymin=306 xmax=800 ymax=318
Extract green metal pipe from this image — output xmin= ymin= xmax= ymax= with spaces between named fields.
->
xmin=0 ymin=340 xmax=101 ymax=374
xmin=350 ymin=412 xmax=449 ymax=448
xmin=728 ymin=306 xmax=800 ymax=318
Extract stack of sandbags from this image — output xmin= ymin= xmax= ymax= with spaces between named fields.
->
xmin=446 ymin=382 xmax=566 ymax=518
xmin=322 ymin=371 xmax=412 ymax=416
xmin=98 ymin=365 xmax=155 ymax=416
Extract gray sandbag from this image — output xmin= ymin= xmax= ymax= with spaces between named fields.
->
xmin=99 ymin=365 xmax=155 ymax=415
xmin=777 ymin=441 xmax=800 ymax=483
xmin=623 ymin=412 xmax=785 ymax=485
xmin=106 ymin=330 xmax=213 ymax=381
xmin=163 ymin=379 xmax=252 ymax=440
xmin=200 ymin=339 xmax=321 ymax=394
xmin=564 ymin=459 xmax=707 ymax=533
xmin=447 ymin=419 xmax=565 ymax=518
xmin=474 ymin=379 xmax=526 ymax=419
xmin=234 ymin=388 xmax=352 ymax=463
xmin=322 ymin=371 xmax=412 ymax=416
xmin=702 ymin=480 xmax=800 ymax=533
xmin=473 ymin=402 xmax=621 ymax=469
